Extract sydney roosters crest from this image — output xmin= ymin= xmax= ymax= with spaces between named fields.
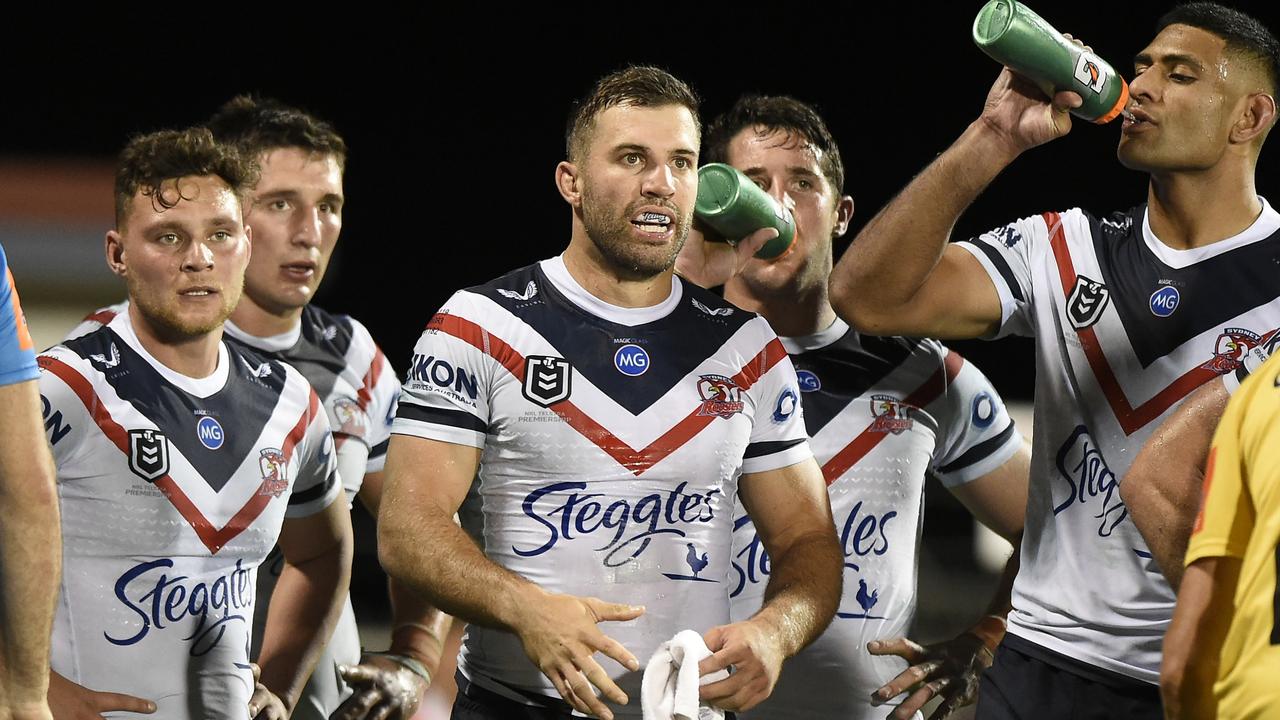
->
xmin=1200 ymin=328 xmax=1261 ymax=375
xmin=258 ymin=448 xmax=289 ymax=498
xmin=697 ymin=375 xmax=745 ymax=419
xmin=331 ymin=397 xmax=369 ymax=438
xmin=869 ymin=394 xmax=914 ymax=434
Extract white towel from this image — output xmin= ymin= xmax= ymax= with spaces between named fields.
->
xmin=641 ymin=629 xmax=730 ymax=720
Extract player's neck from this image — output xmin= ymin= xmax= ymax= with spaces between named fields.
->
xmin=724 ymin=279 xmax=836 ymax=339
xmin=229 ymin=297 xmax=304 ymax=339
xmin=562 ymin=236 xmax=674 ymax=308
xmin=127 ymin=304 xmax=223 ymax=379
xmin=1146 ymin=165 xmax=1261 ymax=250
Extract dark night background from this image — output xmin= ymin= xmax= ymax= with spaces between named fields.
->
xmin=1 ymin=2 xmax=1277 ymax=671
xmin=1 ymin=1 xmax=1273 ymax=398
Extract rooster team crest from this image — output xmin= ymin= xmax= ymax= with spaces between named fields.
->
xmin=331 ymin=397 xmax=369 ymax=437
xmin=258 ymin=448 xmax=290 ymax=498
xmin=1201 ymin=328 xmax=1261 ymax=375
xmin=869 ymin=394 xmax=914 ymax=434
xmin=696 ymin=375 xmax=744 ymax=419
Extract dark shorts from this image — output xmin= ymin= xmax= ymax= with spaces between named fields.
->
xmin=451 ymin=672 xmax=578 ymax=720
xmin=976 ymin=634 xmax=1162 ymax=720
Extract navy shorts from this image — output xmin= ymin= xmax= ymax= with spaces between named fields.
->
xmin=975 ymin=634 xmax=1161 ymax=720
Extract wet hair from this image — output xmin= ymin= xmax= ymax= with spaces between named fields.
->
xmin=1157 ymin=2 xmax=1280 ymax=95
xmin=206 ymin=95 xmax=348 ymax=169
xmin=704 ymin=94 xmax=845 ymax=195
xmin=114 ymin=127 xmax=258 ymax=227
xmin=565 ymin=65 xmax=700 ymax=161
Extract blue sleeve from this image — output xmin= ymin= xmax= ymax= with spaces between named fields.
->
xmin=0 ymin=244 xmax=39 ymax=387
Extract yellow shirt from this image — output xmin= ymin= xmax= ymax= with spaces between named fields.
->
xmin=1186 ymin=353 xmax=1280 ymax=719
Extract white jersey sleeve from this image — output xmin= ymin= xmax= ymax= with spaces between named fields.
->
xmin=63 ymin=302 xmax=128 ymax=342
xmin=740 ymin=328 xmax=811 ymax=475
xmin=928 ymin=344 xmax=1023 ymax=487
xmin=36 ymin=347 xmax=95 ymax=471
xmin=956 ymin=215 xmax=1048 ymax=338
xmin=285 ymin=387 xmax=341 ymax=518
xmin=391 ymin=293 xmax=492 ymax=449
xmin=348 ymin=318 xmax=399 ymax=474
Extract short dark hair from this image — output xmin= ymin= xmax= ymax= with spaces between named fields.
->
xmin=704 ymin=95 xmax=845 ymax=195
xmin=1157 ymin=2 xmax=1279 ymax=94
xmin=565 ymin=66 xmax=700 ymax=161
xmin=206 ymin=95 xmax=348 ymax=170
xmin=114 ymin=127 xmax=258 ymax=227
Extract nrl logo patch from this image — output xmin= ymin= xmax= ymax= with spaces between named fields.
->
xmin=869 ymin=394 xmax=913 ymax=434
xmin=128 ymin=429 xmax=170 ymax=483
xmin=522 ymin=355 xmax=572 ymax=408
xmin=1067 ymin=275 xmax=1110 ymax=330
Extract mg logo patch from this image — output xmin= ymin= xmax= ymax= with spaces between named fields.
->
xmin=1067 ymin=275 xmax=1110 ymax=330
xmin=128 ymin=429 xmax=170 ymax=483
xmin=522 ymin=356 xmax=572 ymax=408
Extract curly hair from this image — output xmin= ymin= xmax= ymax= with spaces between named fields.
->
xmin=565 ymin=65 xmax=700 ymax=162
xmin=207 ymin=95 xmax=348 ymax=169
xmin=114 ymin=127 xmax=259 ymax=227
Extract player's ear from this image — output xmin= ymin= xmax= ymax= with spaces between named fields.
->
xmin=105 ymin=230 xmax=127 ymax=277
xmin=556 ymin=161 xmax=582 ymax=209
xmin=833 ymin=195 xmax=855 ymax=238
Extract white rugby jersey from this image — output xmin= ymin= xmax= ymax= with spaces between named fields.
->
xmin=956 ymin=197 xmax=1280 ymax=683
xmin=69 ymin=301 xmax=398 ymax=718
xmin=39 ymin=312 xmax=340 ymax=719
xmin=69 ymin=302 xmax=398 ymax=499
xmin=729 ymin=318 xmax=1020 ymax=720
xmin=392 ymin=256 xmax=811 ymax=716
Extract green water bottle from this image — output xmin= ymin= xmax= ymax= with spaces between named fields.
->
xmin=973 ymin=0 xmax=1130 ymax=123
xmin=695 ymin=163 xmax=796 ymax=260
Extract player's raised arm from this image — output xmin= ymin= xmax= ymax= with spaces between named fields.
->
xmin=829 ymin=69 xmax=1081 ymax=340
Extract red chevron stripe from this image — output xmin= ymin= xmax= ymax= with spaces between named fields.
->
xmin=1044 ymin=211 xmax=1218 ymax=436
xmin=820 ymin=351 xmax=962 ymax=484
xmin=40 ymin=356 xmax=314 ymax=554
xmin=429 ymin=312 xmax=788 ymax=476
xmin=357 ymin=347 xmax=386 ymax=412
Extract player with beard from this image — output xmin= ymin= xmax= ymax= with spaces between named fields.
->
xmin=376 ymin=66 xmax=842 ymax=720
xmin=828 ymin=4 xmax=1278 ymax=718
xmin=678 ymin=94 xmax=1031 ymax=720
xmin=39 ymin=128 xmax=352 ymax=720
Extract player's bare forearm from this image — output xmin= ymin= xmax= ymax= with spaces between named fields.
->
xmin=754 ymin=528 xmax=843 ymax=658
xmin=0 ymin=380 xmax=61 ymax=705
xmin=1123 ymin=381 xmax=1228 ymax=588
xmin=378 ymin=437 xmax=539 ymax=632
xmin=387 ymin=576 xmax=450 ymax=672
xmin=380 ymin=492 xmax=537 ymax=632
xmin=257 ymin=502 xmax=353 ymax=711
xmin=830 ymin=122 xmax=1018 ymax=338
xmin=982 ymin=539 xmax=1019 ymax=622
xmin=356 ymin=466 xmax=452 ymax=671
xmin=1162 ymin=557 xmax=1237 ymax=719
